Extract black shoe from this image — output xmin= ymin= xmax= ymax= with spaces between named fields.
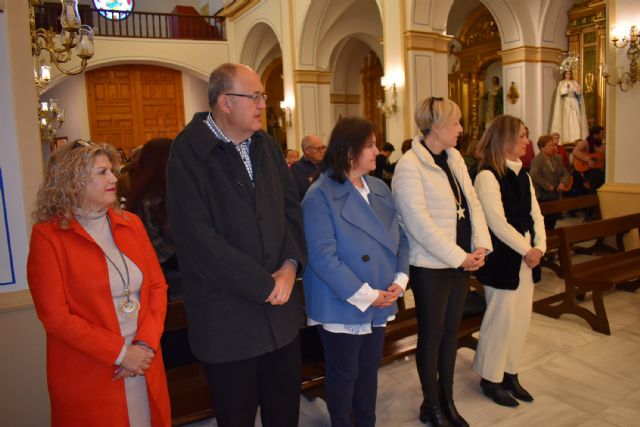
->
xmin=502 ymin=373 xmax=534 ymax=402
xmin=438 ymin=398 xmax=469 ymax=427
xmin=419 ymin=403 xmax=453 ymax=426
xmin=480 ymin=378 xmax=519 ymax=407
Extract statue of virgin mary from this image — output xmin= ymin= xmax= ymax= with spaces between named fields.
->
xmin=549 ymin=55 xmax=588 ymax=145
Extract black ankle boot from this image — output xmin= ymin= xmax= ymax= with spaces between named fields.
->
xmin=480 ymin=378 xmax=519 ymax=407
xmin=502 ymin=373 xmax=534 ymax=402
xmin=419 ymin=402 xmax=453 ymax=426
xmin=438 ymin=398 xmax=469 ymax=427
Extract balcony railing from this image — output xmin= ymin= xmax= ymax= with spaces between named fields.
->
xmin=34 ymin=3 xmax=226 ymax=41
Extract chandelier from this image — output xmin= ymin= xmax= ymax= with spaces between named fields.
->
xmin=30 ymin=0 xmax=95 ymax=88
xmin=38 ymin=99 xmax=65 ymax=145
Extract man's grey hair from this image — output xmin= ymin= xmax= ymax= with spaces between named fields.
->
xmin=208 ymin=63 xmax=238 ymax=109
xmin=301 ymin=135 xmax=318 ymax=151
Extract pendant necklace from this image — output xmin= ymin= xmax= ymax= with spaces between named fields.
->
xmin=452 ymin=175 xmax=466 ymax=220
xmin=103 ymin=219 xmax=140 ymax=319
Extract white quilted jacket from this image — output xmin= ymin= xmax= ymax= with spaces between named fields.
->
xmin=392 ymin=136 xmax=492 ymax=269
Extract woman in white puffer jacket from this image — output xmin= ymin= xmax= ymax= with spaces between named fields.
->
xmin=392 ymin=97 xmax=492 ymax=427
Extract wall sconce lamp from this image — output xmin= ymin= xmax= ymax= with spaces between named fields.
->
xmin=601 ymin=25 xmax=638 ymax=92
xmin=279 ymin=100 xmax=292 ymax=127
xmin=29 ymin=0 xmax=95 ymax=91
xmin=378 ymin=76 xmax=398 ymax=116
xmin=506 ymin=82 xmax=520 ymax=104
xmin=38 ymin=99 xmax=65 ymax=144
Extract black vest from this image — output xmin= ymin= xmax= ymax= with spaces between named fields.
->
xmin=476 ymin=166 xmax=539 ymax=290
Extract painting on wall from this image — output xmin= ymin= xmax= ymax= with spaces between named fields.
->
xmin=0 ymin=167 xmax=16 ymax=286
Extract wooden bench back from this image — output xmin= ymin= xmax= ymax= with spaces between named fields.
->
xmin=539 ymin=194 xmax=600 ymax=216
xmin=556 ymin=212 xmax=640 ymax=274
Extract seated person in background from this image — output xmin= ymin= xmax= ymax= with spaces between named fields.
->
xmin=401 ymin=138 xmax=413 ymax=154
xmin=285 ymin=148 xmax=299 ymax=167
xmin=126 ymin=138 xmax=181 ymax=300
xmin=116 ymin=145 xmax=142 ymax=207
xmin=572 ymin=126 xmax=605 ymax=195
xmin=520 ymin=127 xmax=535 ymax=171
xmin=463 ymin=140 xmax=482 ymax=182
xmin=291 ymin=134 xmax=326 ymax=199
xmin=530 ymin=135 xmax=571 ymax=229
xmin=551 ymin=132 xmax=571 ymax=169
xmin=372 ymin=142 xmax=397 ymax=186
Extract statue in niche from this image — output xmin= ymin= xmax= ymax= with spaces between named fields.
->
xmin=549 ymin=55 xmax=588 ymax=145
xmin=481 ymin=76 xmax=503 ymax=129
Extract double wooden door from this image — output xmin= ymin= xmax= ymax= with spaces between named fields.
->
xmin=86 ymin=64 xmax=185 ymax=153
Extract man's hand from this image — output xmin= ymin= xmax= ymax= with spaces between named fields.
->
xmin=267 ymin=261 xmax=297 ymax=305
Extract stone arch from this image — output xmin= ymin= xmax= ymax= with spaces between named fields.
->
xmin=298 ymin=0 xmax=382 ymax=69
xmin=239 ymin=22 xmax=282 ymax=76
xmin=43 ymin=57 xmax=210 ymax=92
xmin=417 ymin=0 xmax=538 ymax=48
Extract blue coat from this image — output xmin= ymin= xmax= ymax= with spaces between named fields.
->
xmin=302 ymin=172 xmax=410 ymax=325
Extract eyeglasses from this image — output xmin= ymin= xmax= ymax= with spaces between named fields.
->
xmin=421 ymin=97 xmax=444 ymax=135
xmin=224 ymin=93 xmax=268 ymax=104
xmin=307 ymin=145 xmax=327 ymax=152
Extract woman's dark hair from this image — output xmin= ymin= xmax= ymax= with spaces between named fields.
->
xmin=322 ymin=117 xmax=376 ymax=183
xmin=126 ymin=138 xmax=173 ymax=223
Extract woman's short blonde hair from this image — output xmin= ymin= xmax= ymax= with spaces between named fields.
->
xmin=415 ymin=97 xmax=461 ymax=135
xmin=33 ymin=140 xmax=119 ymax=227
xmin=477 ymin=115 xmax=524 ymax=177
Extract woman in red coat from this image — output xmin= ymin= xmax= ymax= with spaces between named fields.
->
xmin=27 ymin=140 xmax=171 ymax=427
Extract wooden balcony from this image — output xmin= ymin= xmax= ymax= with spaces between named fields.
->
xmin=34 ymin=3 xmax=226 ymax=41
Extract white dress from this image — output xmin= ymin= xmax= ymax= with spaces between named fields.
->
xmin=549 ymin=78 xmax=588 ymax=145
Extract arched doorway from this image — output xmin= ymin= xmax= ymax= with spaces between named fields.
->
xmin=240 ymin=22 xmax=286 ymax=150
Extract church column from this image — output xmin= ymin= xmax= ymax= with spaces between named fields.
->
xmin=498 ymin=46 xmax=563 ymax=141
xmin=597 ymin=0 xmax=640 ymax=222
xmin=403 ymin=31 xmax=451 ymax=138
xmin=293 ymin=69 xmax=333 ymax=146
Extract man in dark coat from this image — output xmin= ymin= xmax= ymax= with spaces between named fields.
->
xmin=290 ymin=134 xmax=325 ymax=199
xmin=167 ymin=63 xmax=307 ymax=427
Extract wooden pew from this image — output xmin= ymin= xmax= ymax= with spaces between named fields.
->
xmin=164 ymin=280 xmax=486 ymax=423
xmin=538 ymin=194 xmax=610 ymax=277
xmin=533 ymin=212 xmax=640 ymax=335
xmin=300 ymin=279 xmax=486 ymax=400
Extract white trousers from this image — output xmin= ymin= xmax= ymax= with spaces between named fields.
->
xmin=473 ymin=260 xmax=534 ymax=383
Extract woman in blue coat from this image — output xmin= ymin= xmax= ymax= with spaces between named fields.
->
xmin=302 ymin=117 xmax=410 ymax=427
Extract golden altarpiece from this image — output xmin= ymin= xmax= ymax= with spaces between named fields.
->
xmin=566 ymin=0 xmax=607 ymax=129
xmin=448 ymin=5 xmax=502 ymax=146
xmin=448 ymin=0 xmax=607 ymax=146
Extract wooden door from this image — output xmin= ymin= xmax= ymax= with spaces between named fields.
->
xmin=86 ymin=65 xmax=185 ymax=153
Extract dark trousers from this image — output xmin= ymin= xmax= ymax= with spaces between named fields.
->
xmin=318 ymin=326 xmax=386 ymax=427
xmin=202 ymin=335 xmax=301 ymax=427
xmin=410 ymin=266 xmax=469 ymax=404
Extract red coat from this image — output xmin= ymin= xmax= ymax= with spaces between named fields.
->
xmin=27 ymin=209 xmax=171 ymax=427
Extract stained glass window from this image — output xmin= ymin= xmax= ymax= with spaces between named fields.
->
xmin=93 ymin=0 xmax=134 ymax=20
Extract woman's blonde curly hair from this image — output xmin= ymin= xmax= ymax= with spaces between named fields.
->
xmin=32 ymin=140 xmax=119 ymax=228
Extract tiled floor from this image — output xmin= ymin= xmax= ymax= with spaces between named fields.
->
xmin=187 ymin=246 xmax=640 ymax=426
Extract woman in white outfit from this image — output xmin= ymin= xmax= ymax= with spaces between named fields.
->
xmin=393 ymin=97 xmax=492 ymax=426
xmin=473 ymin=115 xmax=546 ymax=407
